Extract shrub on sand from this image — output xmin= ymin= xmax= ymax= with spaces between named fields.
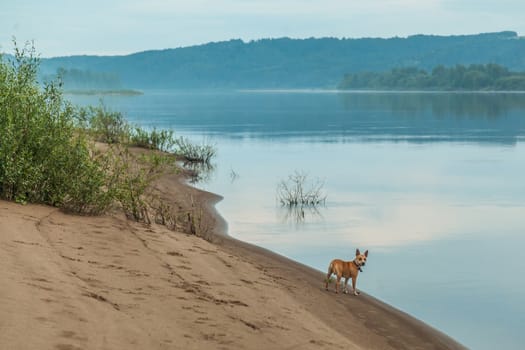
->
xmin=85 ymin=104 xmax=130 ymax=144
xmin=129 ymin=127 xmax=176 ymax=152
xmin=0 ymin=41 xmax=216 ymax=234
xmin=0 ymin=41 xmax=110 ymax=212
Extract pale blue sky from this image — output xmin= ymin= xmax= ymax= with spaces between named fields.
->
xmin=1 ymin=0 xmax=523 ymax=57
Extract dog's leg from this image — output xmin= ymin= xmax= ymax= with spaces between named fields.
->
xmin=343 ymin=277 xmax=350 ymax=294
xmin=325 ymin=272 xmax=333 ymax=291
xmin=335 ymin=274 xmax=342 ymax=294
xmin=352 ymin=276 xmax=360 ymax=296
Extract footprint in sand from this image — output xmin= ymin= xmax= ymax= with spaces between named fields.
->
xmin=167 ymin=251 xmax=184 ymax=257
xmin=55 ymin=344 xmax=82 ymax=350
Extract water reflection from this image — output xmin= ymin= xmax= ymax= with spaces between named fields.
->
xmin=68 ymin=91 xmax=525 ymax=145
xmin=277 ymin=204 xmax=325 ymax=225
xmin=338 ymin=91 xmax=525 ymax=119
xmin=180 ymin=161 xmax=216 ymax=184
xmin=228 ymin=167 xmax=240 ymax=183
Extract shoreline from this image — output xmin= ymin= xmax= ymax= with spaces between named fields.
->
xmin=0 ymin=168 xmax=466 ymax=349
xmin=176 ymin=175 xmax=466 ymax=349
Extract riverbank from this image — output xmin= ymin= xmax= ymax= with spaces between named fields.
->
xmin=0 ymin=168 xmax=466 ymax=349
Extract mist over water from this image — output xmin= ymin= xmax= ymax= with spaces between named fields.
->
xmin=70 ymin=90 xmax=525 ymax=350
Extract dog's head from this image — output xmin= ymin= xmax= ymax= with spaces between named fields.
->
xmin=354 ymin=248 xmax=369 ymax=267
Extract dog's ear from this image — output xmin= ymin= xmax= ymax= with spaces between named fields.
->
xmin=364 ymin=250 xmax=369 ymax=257
xmin=356 ymin=248 xmax=360 ymax=256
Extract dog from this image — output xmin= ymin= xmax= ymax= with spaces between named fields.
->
xmin=325 ymin=249 xmax=368 ymax=295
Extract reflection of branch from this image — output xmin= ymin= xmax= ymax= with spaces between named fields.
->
xmin=278 ymin=204 xmax=325 ymax=224
xmin=182 ymin=161 xmax=216 ymax=184
xmin=229 ymin=167 xmax=239 ymax=183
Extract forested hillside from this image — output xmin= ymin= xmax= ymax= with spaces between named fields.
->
xmin=338 ymin=64 xmax=525 ymax=90
xmin=36 ymin=31 xmax=525 ymax=89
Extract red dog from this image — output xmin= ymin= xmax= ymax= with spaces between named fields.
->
xmin=325 ymin=249 xmax=368 ymax=295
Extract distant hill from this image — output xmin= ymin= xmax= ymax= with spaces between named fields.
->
xmin=38 ymin=31 xmax=525 ymax=89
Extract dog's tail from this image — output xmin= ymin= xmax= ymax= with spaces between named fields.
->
xmin=327 ymin=260 xmax=334 ymax=276
xmin=325 ymin=260 xmax=334 ymax=290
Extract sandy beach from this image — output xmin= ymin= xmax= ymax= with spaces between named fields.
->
xmin=0 ymin=169 xmax=466 ymax=350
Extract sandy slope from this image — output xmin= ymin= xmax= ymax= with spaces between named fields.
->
xmin=0 ymin=174 xmax=466 ymax=350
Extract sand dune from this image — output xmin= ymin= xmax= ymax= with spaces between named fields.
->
xmin=0 ymin=174 xmax=465 ymax=350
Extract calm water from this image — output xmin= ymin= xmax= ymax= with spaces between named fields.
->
xmin=70 ymin=90 xmax=525 ymax=350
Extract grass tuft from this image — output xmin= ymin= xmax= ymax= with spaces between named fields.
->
xmin=174 ymin=137 xmax=216 ymax=164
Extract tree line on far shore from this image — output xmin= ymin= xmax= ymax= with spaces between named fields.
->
xmin=338 ymin=63 xmax=525 ymax=91
xmin=37 ymin=32 xmax=525 ymax=89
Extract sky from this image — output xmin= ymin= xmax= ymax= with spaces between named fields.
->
xmin=1 ymin=0 xmax=524 ymax=57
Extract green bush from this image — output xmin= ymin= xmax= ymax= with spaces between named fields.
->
xmin=60 ymin=142 xmax=115 ymax=214
xmin=111 ymin=148 xmax=151 ymax=222
xmin=84 ymin=104 xmax=130 ymax=144
xmin=0 ymin=42 xmax=216 ymax=227
xmin=129 ymin=127 xmax=176 ymax=152
xmin=80 ymin=104 xmax=177 ymax=152
xmin=109 ymin=147 xmax=177 ymax=222
xmin=174 ymin=137 xmax=216 ymax=164
xmin=0 ymin=42 xmax=110 ymax=212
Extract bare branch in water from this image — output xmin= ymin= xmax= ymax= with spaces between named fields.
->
xmin=277 ymin=171 xmax=326 ymax=208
